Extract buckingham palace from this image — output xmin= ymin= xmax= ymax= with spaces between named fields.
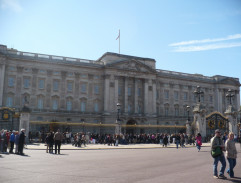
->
xmin=0 ymin=44 xmax=240 ymax=135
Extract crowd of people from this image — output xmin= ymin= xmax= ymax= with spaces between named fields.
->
xmin=0 ymin=128 xmax=26 ymax=155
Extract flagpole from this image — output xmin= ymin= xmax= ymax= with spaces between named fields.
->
xmin=119 ymin=29 xmax=120 ymax=54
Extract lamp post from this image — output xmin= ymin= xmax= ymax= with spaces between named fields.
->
xmin=193 ymin=86 xmax=204 ymax=103
xmin=116 ymin=103 xmax=121 ymax=135
xmin=226 ymin=89 xmax=234 ymax=105
xmin=186 ymin=105 xmax=190 ymax=122
xmin=238 ymin=110 xmax=241 ymax=137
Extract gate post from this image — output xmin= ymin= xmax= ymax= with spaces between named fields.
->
xmin=193 ymin=103 xmax=206 ymax=138
xmin=225 ymin=105 xmax=238 ymax=134
xmin=19 ymin=105 xmax=31 ymax=143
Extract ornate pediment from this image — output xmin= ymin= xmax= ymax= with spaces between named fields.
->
xmin=105 ymin=59 xmax=155 ymax=73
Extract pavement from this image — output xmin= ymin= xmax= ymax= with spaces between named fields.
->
xmin=26 ymin=142 xmax=212 ymax=150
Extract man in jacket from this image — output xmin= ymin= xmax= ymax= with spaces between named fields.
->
xmin=9 ymin=130 xmax=15 ymax=153
xmin=211 ymin=129 xmax=226 ymax=179
xmin=54 ymin=129 xmax=64 ymax=154
xmin=18 ymin=129 xmax=26 ymax=155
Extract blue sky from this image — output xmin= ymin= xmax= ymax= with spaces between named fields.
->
xmin=0 ymin=0 xmax=241 ymax=81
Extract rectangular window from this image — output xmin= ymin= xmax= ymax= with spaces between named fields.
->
xmin=81 ymin=84 xmax=87 ymax=93
xmin=81 ymin=101 xmax=86 ymax=112
xmin=24 ymin=78 xmax=30 ymax=88
xmin=8 ymin=77 xmax=14 ymax=87
xmin=67 ymin=82 xmax=73 ymax=92
xmin=165 ymin=108 xmax=169 ymax=116
xmin=39 ymin=79 xmax=45 ymax=89
xmin=183 ymin=92 xmax=188 ymax=101
xmin=128 ymin=87 xmax=132 ymax=96
xmin=128 ymin=105 xmax=131 ymax=113
xmin=118 ymin=86 xmax=122 ymax=96
xmin=94 ymin=103 xmax=99 ymax=112
xmin=138 ymin=88 xmax=141 ymax=97
xmin=38 ymin=99 xmax=43 ymax=109
xmin=138 ymin=105 xmax=141 ymax=114
xmin=156 ymin=90 xmax=159 ymax=99
xmin=67 ymin=101 xmax=72 ymax=111
xmin=210 ymin=95 xmax=213 ymax=103
xmin=94 ymin=85 xmax=99 ymax=94
xmin=6 ymin=97 xmax=13 ymax=107
xmin=174 ymin=91 xmax=179 ymax=100
xmin=53 ymin=80 xmax=59 ymax=91
xmin=175 ymin=108 xmax=179 ymax=116
xmin=52 ymin=100 xmax=58 ymax=110
xmin=164 ymin=90 xmax=169 ymax=99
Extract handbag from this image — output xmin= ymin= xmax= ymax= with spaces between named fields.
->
xmin=211 ymin=146 xmax=222 ymax=158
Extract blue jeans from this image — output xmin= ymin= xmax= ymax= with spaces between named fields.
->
xmin=196 ymin=145 xmax=201 ymax=151
xmin=213 ymin=155 xmax=226 ymax=176
xmin=176 ymin=140 xmax=180 ymax=149
xmin=227 ymin=158 xmax=236 ymax=177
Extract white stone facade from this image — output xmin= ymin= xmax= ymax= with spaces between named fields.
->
xmin=0 ymin=44 xmax=240 ymax=134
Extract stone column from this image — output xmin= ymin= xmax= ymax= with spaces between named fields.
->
xmin=114 ymin=76 xmax=119 ymax=111
xmin=193 ymin=104 xmax=206 ymax=137
xmin=218 ymin=89 xmax=223 ymax=113
xmin=19 ymin=106 xmax=31 ymax=143
xmin=0 ymin=62 xmax=5 ymax=106
xmin=144 ymin=79 xmax=149 ymax=115
xmin=225 ymin=105 xmax=238 ymax=134
xmin=103 ymin=74 xmax=110 ymax=114
xmin=152 ymin=79 xmax=157 ymax=116
xmin=60 ymin=71 xmax=67 ymax=109
xmin=235 ymin=90 xmax=240 ymax=111
xmin=186 ymin=120 xmax=192 ymax=137
xmin=134 ymin=78 xmax=138 ymax=114
xmin=124 ymin=77 xmax=128 ymax=113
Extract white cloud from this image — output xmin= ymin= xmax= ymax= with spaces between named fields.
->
xmin=169 ymin=34 xmax=241 ymax=47
xmin=1 ymin=0 xmax=22 ymax=12
xmin=173 ymin=42 xmax=241 ymax=52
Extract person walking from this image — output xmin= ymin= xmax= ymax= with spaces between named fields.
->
xmin=225 ymin=132 xmax=237 ymax=178
xmin=18 ymin=129 xmax=26 ymax=155
xmin=211 ymin=129 xmax=226 ymax=179
xmin=195 ymin=133 xmax=202 ymax=152
xmin=54 ymin=129 xmax=64 ymax=154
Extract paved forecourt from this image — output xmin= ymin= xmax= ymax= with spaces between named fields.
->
xmin=0 ymin=144 xmax=241 ymax=183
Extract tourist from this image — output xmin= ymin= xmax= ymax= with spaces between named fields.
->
xmin=225 ymin=132 xmax=237 ymax=178
xmin=210 ymin=129 xmax=226 ymax=179
xmin=15 ymin=131 xmax=19 ymax=154
xmin=176 ymin=134 xmax=180 ymax=149
xmin=195 ymin=133 xmax=202 ymax=152
xmin=45 ymin=133 xmax=50 ymax=153
xmin=54 ymin=129 xmax=64 ymax=154
xmin=18 ymin=129 xmax=26 ymax=155
xmin=9 ymin=130 xmax=15 ymax=153
xmin=163 ymin=134 xmax=168 ymax=147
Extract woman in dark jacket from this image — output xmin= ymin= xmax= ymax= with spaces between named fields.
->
xmin=163 ymin=134 xmax=168 ymax=147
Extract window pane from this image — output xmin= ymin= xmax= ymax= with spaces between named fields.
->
xmin=8 ymin=77 xmax=14 ymax=87
xmin=94 ymin=85 xmax=99 ymax=94
xmin=67 ymin=101 xmax=72 ymax=111
xmin=24 ymin=78 xmax=30 ymax=88
xmin=128 ymin=87 xmax=131 ymax=96
xmin=81 ymin=102 xmax=86 ymax=112
xmin=81 ymin=84 xmax=86 ymax=93
xmin=6 ymin=97 xmax=13 ymax=107
xmin=94 ymin=103 xmax=99 ymax=112
xmin=67 ymin=82 xmax=73 ymax=92
xmin=39 ymin=79 xmax=44 ymax=89
xmin=38 ymin=99 xmax=43 ymax=109
xmin=52 ymin=100 xmax=58 ymax=110
xmin=53 ymin=81 xmax=59 ymax=91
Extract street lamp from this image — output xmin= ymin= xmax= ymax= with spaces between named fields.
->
xmin=193 ymin=86 xmax=204 ymax=103
xmin=186 ymin=105 xmax=190 ymax=122
xmin=226 ymin=89 xmax=234 ymax=105
xmin=116 ymin=103 xmax=121 ymax=135
xmin=238 ymin=109 xmax=241 ymax=137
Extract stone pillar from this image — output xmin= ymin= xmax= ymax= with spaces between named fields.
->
xmin=60 ymin=71 xmax=67 ymax=109
xmin=225 ymin=105 xmax=238 ymax=134
xmin=19 ymin=106 xmax=31 ymax=143
xmin=134 ymin=78 xmax=138 ymax=114
xmin=144 ymin=79 xmax=149 ymax=115
xmin=186 ymin=120 xmax=192 ymax=137
xmin=124 ymin=77 xmax=128 ymax=113
xmin=235 ymin=90 xmax=240 ymax=111
xmin=103 ymin=74 xmax=110 ymax=114
xmin=0 ymin=62 xmax=5 ymax=106
xmin=218 ymin=89 xmax=223 ymax=113
xmin=114 ymin=76 xmax=119 ymax=111
xmin=193 ymin=104 xmax=206 ymax=137
xmin=152 ymin=79 xmax=157 ymax=116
